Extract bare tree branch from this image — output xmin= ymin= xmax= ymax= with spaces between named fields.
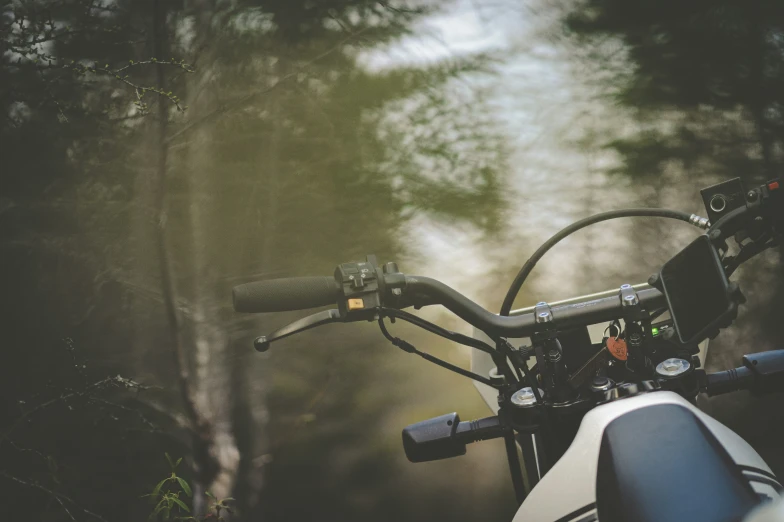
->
xmin=0 ymin=471 xmax=111 ymax=522
xmin=2 ymin=376 xmax=151 ymax=443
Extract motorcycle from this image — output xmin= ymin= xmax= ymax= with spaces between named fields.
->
xmin=232 ymin=176 xmax=784 ymax=521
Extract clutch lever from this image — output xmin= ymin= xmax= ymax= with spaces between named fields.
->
xmin=253 ymin=309 xmax=343 ymax=352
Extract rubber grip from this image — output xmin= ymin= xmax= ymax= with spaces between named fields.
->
xmin=232 ymin=276 xmax=340 ymax=313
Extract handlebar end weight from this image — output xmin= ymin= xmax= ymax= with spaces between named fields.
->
xmin=253 ymin=336 xmax=271 ymax=352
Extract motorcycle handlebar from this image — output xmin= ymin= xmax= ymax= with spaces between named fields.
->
xmin=233 ymin=272 xmax=667 ymax=338
xmin=403 ymin=276 xmax=667 ymax=338
xmin=233 ymin=176 xmax=780 ymax=337
xmin=232 ymin=276 xmax=340 ymax=313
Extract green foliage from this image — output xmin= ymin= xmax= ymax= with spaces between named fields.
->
xmin=564 ymin=0 xmax=784 ymax=181
xmin=146 ymin=455 xmax=234 ymax=522
xmin=1 ymin=0 xmax=193 ymax=125
xmin=2 ymin=1 xmax=511 ymax=521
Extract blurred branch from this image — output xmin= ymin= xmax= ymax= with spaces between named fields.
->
xmin=137 ymin=400 xmax=192 ymax=432
xmin=66 ymin=60 xmax=194 ymax=113
xmin=4 ymin=3 xmax=193 ymax=116
xmin=7 ymin=439 xmax=53 ymax=463
xmin=165 ymin=25 xmax=372 ymax=144
xmin=88 ymin=397 xmax=158 ymax=430
xmin=2 ymin=376 xmax=152 ymax=442
xmin=0 ymin=471 xmax=111 ymax=522
xmin=377 ymin=1 xmax=424 ymax=15
xmin=113 ymin=277 xmax=195 ymax=319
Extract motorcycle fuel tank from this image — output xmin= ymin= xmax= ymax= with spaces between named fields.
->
xmin=512 ymin=391 xmax=780 ymax=522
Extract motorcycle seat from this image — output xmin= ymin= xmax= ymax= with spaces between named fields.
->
xmin=596 ymin=403 xmax=760 ymax=522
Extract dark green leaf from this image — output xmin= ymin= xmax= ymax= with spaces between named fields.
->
xmin=165 ymin=452 xmax=174 ymax=468
xmin=205 ymin=491 xmax=216 ymax=499
xmin=176 ymin=477 xmax=192 ymax=497
xmin=175 ymin=457 xmax=182 ymax=468
xmin=149 ymin=499 xmax=167 ymax=522
xmin=152 ymin=478 xmax=168 ymax=499
xmin=171 ymin=497 xmax=190 ymax=513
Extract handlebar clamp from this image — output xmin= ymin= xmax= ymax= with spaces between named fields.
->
xmin=532 ymin=301 xmax=558 ymax=343
xmin=619 ymin=284 xmax=647 ymax=321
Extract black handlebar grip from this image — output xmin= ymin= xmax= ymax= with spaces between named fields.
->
xmin=232 ymin=276 xmax=340 ymax=313
xmin=704 ymin=366 xmax=754 ymax=396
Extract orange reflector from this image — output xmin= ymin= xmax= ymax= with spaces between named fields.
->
xmin=769 ymin=181 xmax=780 ymax=190
xmin=348 ymin=298 xmax=364 ymax=310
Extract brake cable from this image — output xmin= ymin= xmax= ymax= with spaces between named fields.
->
xmin=500 ymin=208 xmax=697 ymax=316
xmin=377 ymin=317 xmax=501 ymax=388
xmin=380 ymin=307 xmax=517 ymax=383
xmin=493 ymin=340 xmax=524 ymax=382
xmin=497 ymin=338 xmax=539 ymax=399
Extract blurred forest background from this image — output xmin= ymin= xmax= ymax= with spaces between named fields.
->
xmin=1 ymin=0 xmax=782 ymax=521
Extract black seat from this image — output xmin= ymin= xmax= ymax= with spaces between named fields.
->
xmin=596 ymin=403 xmax=758 ymax=522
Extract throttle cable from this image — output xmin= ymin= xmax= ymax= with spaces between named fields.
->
xmin=500 ymin=208 xmax=697 ymax=316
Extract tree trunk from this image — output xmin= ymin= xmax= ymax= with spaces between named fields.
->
xmin=181 ymin=0 xmax=240 ymax=508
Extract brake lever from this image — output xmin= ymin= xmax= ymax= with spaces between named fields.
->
xmin=253 ymin=309 xmax=343 ymax=352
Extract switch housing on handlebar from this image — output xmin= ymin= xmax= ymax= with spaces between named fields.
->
xmin=334 ymin=257 xmax=382 ymax=320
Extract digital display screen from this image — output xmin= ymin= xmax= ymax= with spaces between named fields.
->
xmin=660 ymin=235 xmax=732 ymax=343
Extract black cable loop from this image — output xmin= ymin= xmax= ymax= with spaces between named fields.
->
xmin=379 ymin=307 xmax=516 ymax=383
xmin=377 ymin=317 xmax=501 ymax=388
xmin=495 ymin=340 xmax=523 ymax=382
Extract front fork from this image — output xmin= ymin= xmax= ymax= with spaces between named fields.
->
xmin=511 ymin=415 xmax=586 ymax=502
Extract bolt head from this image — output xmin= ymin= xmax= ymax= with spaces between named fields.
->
xmin=655 ymin=357 xmax=690 ymax=378
xmin=510 ymin=387 xmax=544 ymax=408
xmin=622 ymin=293 xmax=639 ymax=306
xmin=536 ymin=311 xmax=552 ymax=323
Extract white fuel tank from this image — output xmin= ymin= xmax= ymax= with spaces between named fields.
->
xmin=512 ymin=391 xmax=780 ymax=522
